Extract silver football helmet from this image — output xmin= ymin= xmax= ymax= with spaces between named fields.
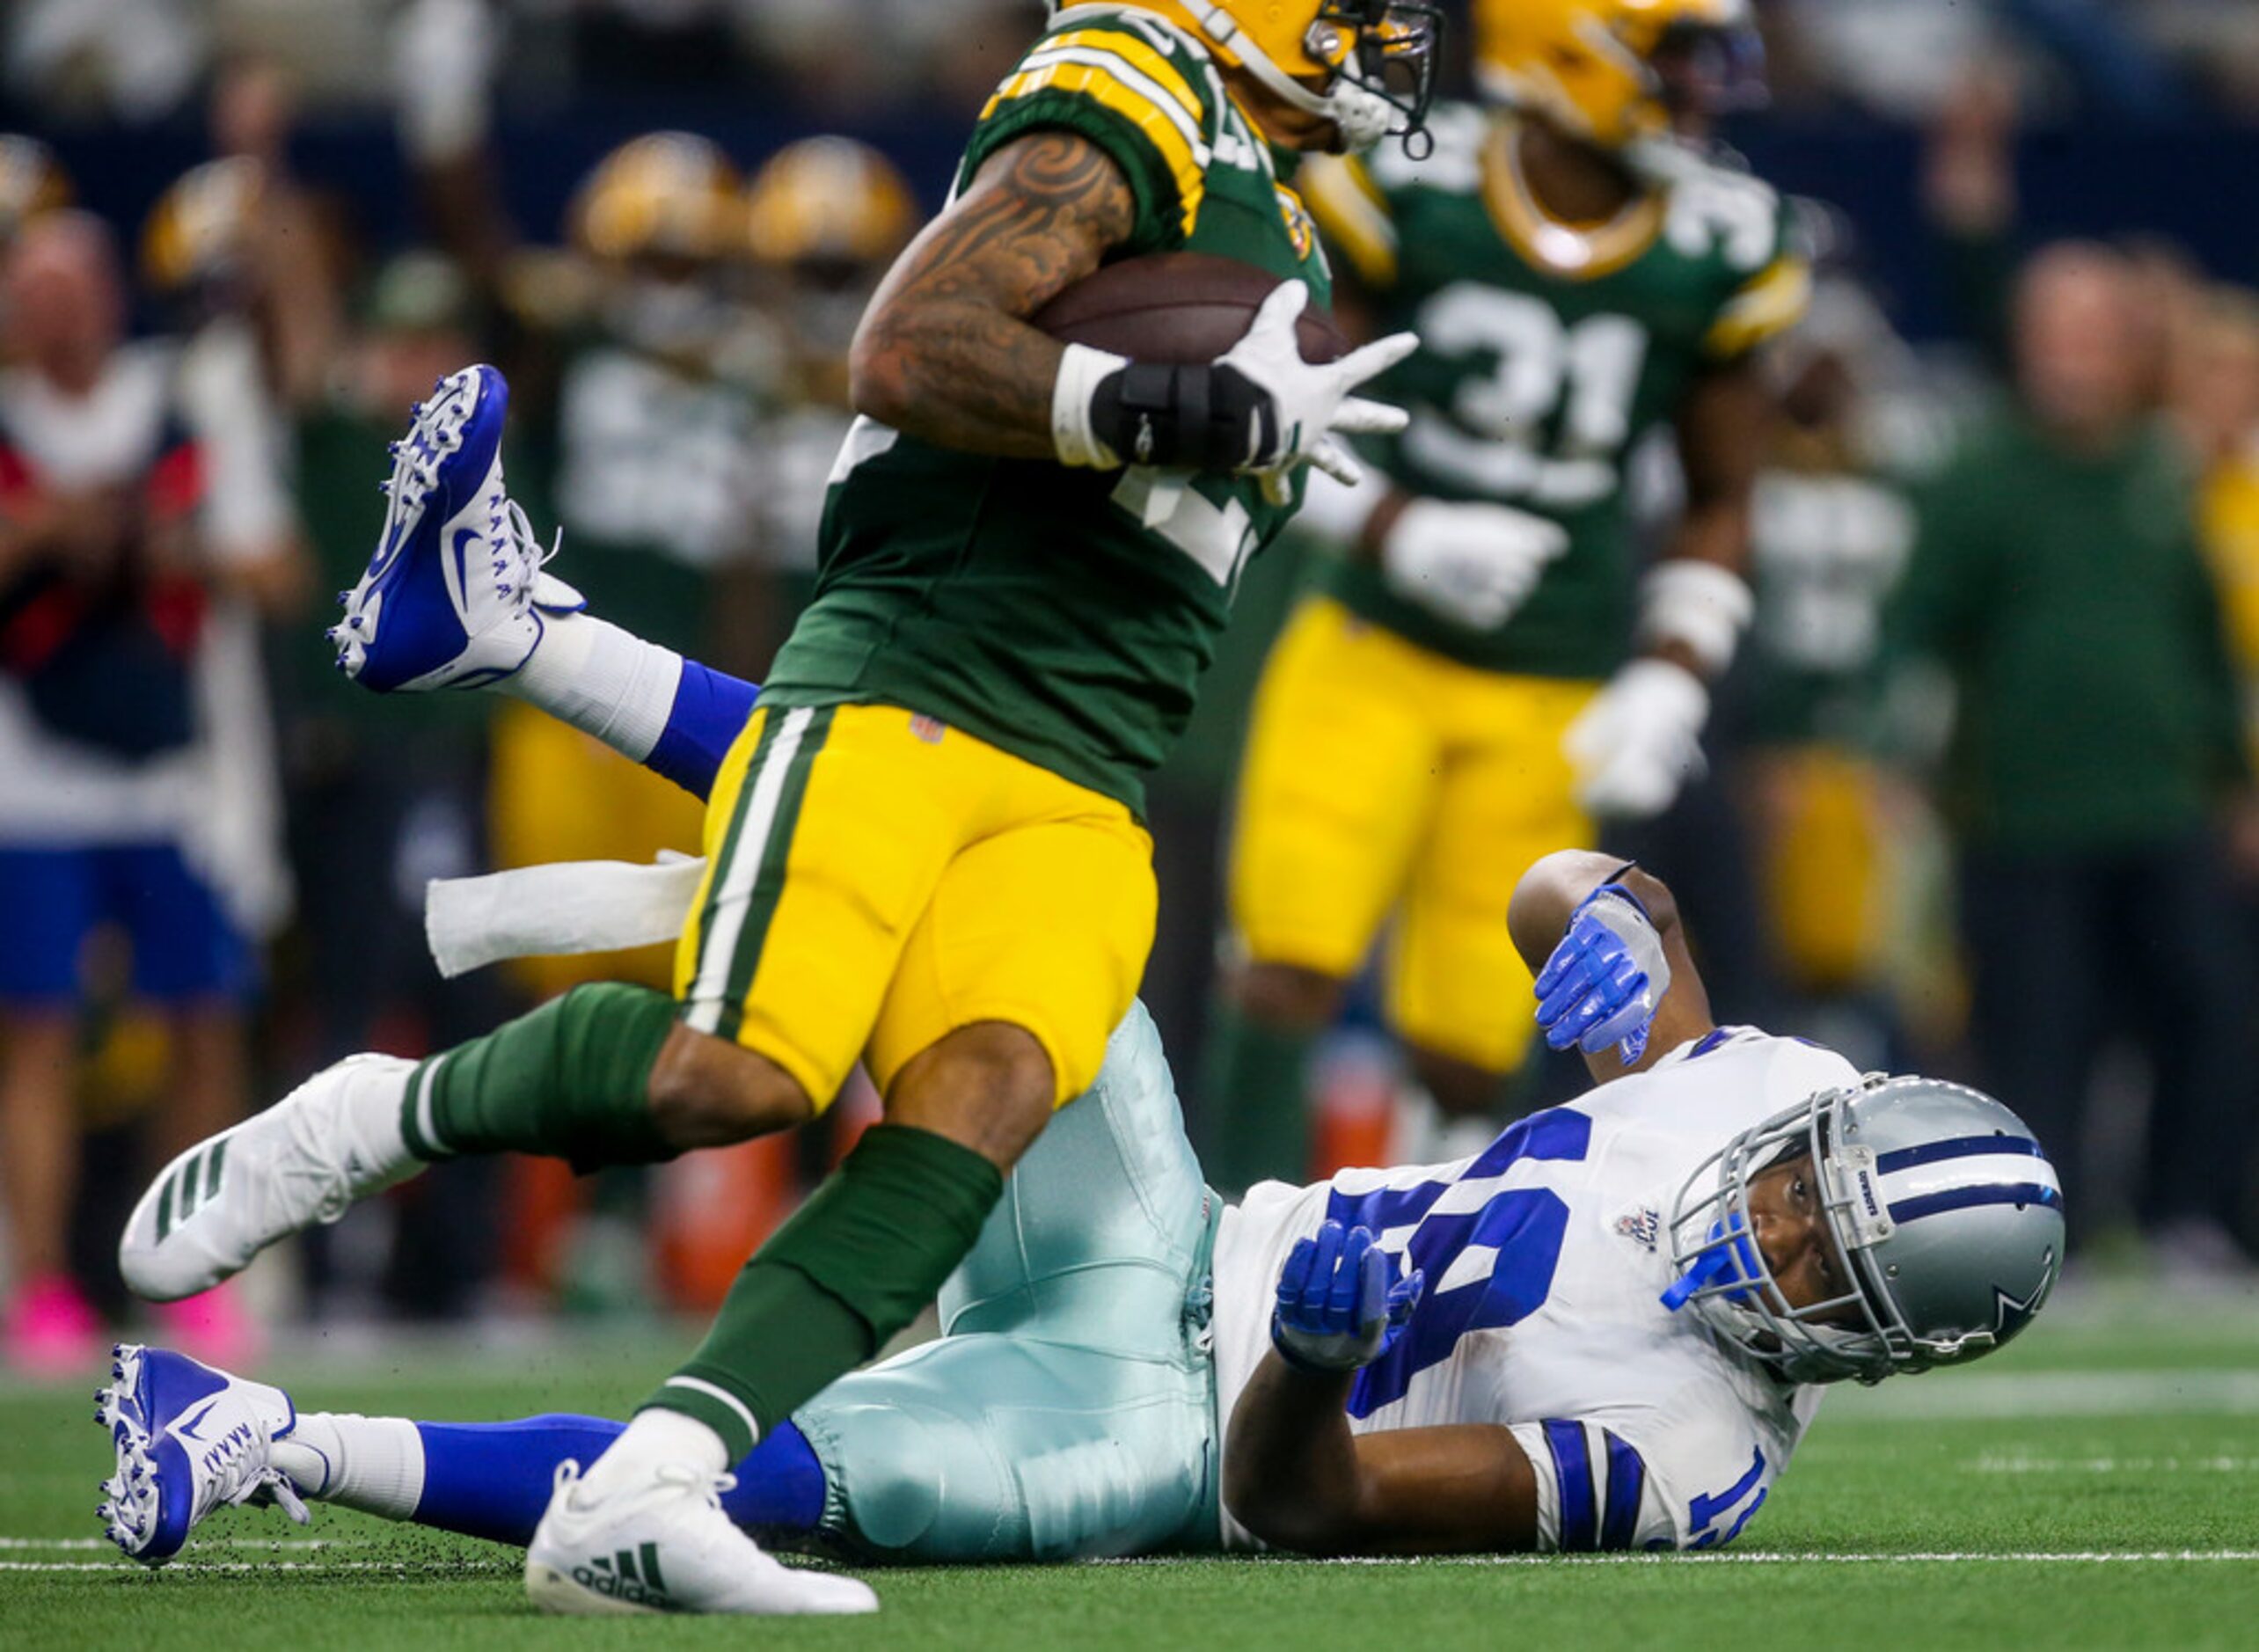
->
xmin=1666 ymin=1075 xmax=2064 ymax=1385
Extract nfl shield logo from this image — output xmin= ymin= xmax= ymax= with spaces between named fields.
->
xmin=909 ymin=713 xmax=946 ymax=744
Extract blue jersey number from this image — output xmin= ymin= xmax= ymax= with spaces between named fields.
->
xmin=1324 ymin=1107 xmax=1591 ymax=1416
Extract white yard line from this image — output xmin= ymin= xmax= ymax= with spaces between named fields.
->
xmin=0 ymin=1537 xmax=351 ymax=1551
xmin=2 ymin=1560 xmax=513 ymax=1575
xmin=11 ymin=1550 xmax=2259 ymax=1575
xmin=1970 ymin=1456 xmax=2258 ymax=1474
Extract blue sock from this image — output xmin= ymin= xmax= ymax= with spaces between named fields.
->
xmin=408 ymin=1414 xmax=827 ymax=1546
xmin=413 ymin=1415 xmax=625 ymax=1546
xmin=717 ymin=1421 xmax=827 ymax=1536
xmin=645 ymin=661 xmax=758 ymax=800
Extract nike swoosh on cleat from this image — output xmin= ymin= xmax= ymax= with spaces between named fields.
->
xmin=176 ymin=1400 xmax=220 ymax=1442
xmin=450 ymin=524 xmax=480 ymax=599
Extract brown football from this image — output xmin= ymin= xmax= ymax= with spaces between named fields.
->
xmin=1032 ymin=251 xmax=1347 ymax=365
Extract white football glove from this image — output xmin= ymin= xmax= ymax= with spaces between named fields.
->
xmin=1380 ymin=498 xmax=1569 ymax=630
xmin=1217 ymin=282 xmax=1416 ymax=502
xmin=1563 ymin=657 xmax=1710 ymax=820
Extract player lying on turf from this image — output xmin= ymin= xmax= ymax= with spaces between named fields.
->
xmin=98 ymin=845 xmax=2063 ymax=1575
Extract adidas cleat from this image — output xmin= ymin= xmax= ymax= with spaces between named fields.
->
xmin=330 ymin=364 xmax=582 ymax=693
xmin=119 ymin=1055 xmax=421 ymax=1303
xmin=95 ymin=1343 xmax=309 ymax=1565
xmin=525 ymin=1460 xmax=876 ymax=1617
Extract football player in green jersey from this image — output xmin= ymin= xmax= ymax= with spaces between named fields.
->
xmin=121 ymin=0 xmax=1441 ymax=1616
xmin=1205 ymin=0 xmax=1812 ymax=1188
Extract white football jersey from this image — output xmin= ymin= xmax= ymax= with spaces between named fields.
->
xmin=1210 ymin=1027 xmax=1857 ymax=1553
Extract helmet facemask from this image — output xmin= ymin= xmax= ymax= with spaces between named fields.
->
xmin=1667 ymin=1085 xmax=1903 ymax=1384
xmin=1162 ymin=0 xmax=1444 ymax=155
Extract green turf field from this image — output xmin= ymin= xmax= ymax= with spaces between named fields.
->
xmin=5 ymin=1288 xmax=2256 ymax=1650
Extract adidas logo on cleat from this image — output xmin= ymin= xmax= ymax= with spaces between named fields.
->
xmin=570 ymin=1543 xmax=676 ymax=1611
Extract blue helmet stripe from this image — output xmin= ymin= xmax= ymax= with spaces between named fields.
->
xmin=1874 ymin=1135 xmax=2045 ymax=1175
xmin=1543 ymin=1419 xmax=1597 ymax=1553
xmin=1600 ymin=1430 xmax=1645 ymax=1551
xmin=1888 ymin=1181 xmax=2063 ymax=1224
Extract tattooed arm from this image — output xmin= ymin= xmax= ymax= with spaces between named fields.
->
xmin=848 ymin=132 xmax=1136 ymax=457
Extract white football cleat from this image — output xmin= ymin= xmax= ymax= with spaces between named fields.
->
xmin=95 ymin=1343 xmax=310 ymax=1565
xmin=524 ymin=1459 xmax=877 ymax=1617
xmin=330 ymin=363 xmax=583 ymax=693
xmin=119 ymin=1055 xmax=422 ymax=1303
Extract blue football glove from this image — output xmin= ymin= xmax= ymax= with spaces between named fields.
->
xmin=1270 ymin=1220 xmax=1425 ymax=1374
xmin=1532 ymin=881 xmax=1671 ymax=1065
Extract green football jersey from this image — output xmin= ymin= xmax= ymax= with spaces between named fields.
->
xmin=1302 ymin=103 xmax=1809 ymax=678
xmin=759 ymin=6 xmax=1333 ymax=815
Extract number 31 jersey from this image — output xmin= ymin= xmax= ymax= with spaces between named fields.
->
xmin=1210 ymin=1027 xmax=1858 ymax=1552
xmin=1298 ymin=106 xmax=1809 ymax=680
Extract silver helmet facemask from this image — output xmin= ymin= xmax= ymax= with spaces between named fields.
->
xmin=1665 ymin=1075 xmax=2065 ymax=1385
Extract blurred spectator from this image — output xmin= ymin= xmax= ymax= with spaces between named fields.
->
xmin=0 ymin=212 xmax=297 ymax=1372
xmin=2182 ymin=288 xmax=2259 ymax=758
xmin=0 ymin=134 xmax=71 ymax=253
xmin=4 ymin=0 xmax=207 ymax=126
xmin=1886 ymin=242 xmax=2259 ymax=1268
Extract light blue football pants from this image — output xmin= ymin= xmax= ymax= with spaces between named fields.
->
xmin=794 ymin=1002 xmax=1225 ymax=1561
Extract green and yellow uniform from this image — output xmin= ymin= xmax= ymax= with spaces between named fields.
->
xmin=681 ymin=6 xmax=1333 ymax=1106
xmin=1232 ymin=103 xmax=1808 ymax=1070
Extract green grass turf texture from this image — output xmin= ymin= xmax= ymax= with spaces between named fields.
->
xmin=4 ymin=1290 xmax=2255 ymax=1650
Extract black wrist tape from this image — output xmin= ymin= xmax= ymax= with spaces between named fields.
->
xmin=1089 ymin=362 xmax=1277 ymax=471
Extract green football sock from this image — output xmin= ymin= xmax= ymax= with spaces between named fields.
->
xmin=1199 ymin=997 xmax=1316 ymax=1195
xmin=401 ymin=982 xmax=678 ymax=1172
xmin=648 ymin=1122 xmax=1003 ymax=1460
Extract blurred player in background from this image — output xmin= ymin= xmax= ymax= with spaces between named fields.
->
xmin=1736 ymin=253 xmax=1941 ymax=1070
xmin=122 ymin=0 xmax=1437 ymax=1614
xmin=103 ymin=847 xmax=2065 ymax=1569
xmin=1205 ymin=0 xmax=1808 ymax=1188
xmin=0 ymin=206 xmax=300 ymax=1373
xmin=739 ymin=135 xmax=920 ymax=654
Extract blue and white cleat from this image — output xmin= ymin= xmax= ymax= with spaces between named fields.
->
xmin=95 ymin=1343 xmax=309 ymax=1566
xmin=330 ymin=363 xmax=582 ymax=692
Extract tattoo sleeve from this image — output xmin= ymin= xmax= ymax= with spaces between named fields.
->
xmin=847 ymin=132 xmax=1139 ymax=458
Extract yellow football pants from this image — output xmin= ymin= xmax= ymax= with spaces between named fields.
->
xmin=676 ymin=703 xmax=1157 ymax=1109
xmin=1228 ymin=596 xmax=1597 ymax=1074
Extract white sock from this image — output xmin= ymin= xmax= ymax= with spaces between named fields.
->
xmin=573 ymin=1408 xmax=730 ymax=1505
xmin=273 ymin=1413 xmax=426 ymax=1521
xmin=502 ymin=611 xmax=684 ymax=763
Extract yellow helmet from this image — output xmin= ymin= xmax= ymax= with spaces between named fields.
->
xmin=1090 ymin=2 xmax=1443 ymax=152
xmin=745 ymin=137 xmax=917 ymax=270
xmin=141 ymin=157 xmax=262 ymax=295
xmin=0 ymin=135 xmax=70 ymax=247
xmin=571 ymin=132 xmax=745 ymax=264
xmin=1474 ymin=0 xmax=1765 ymax=150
